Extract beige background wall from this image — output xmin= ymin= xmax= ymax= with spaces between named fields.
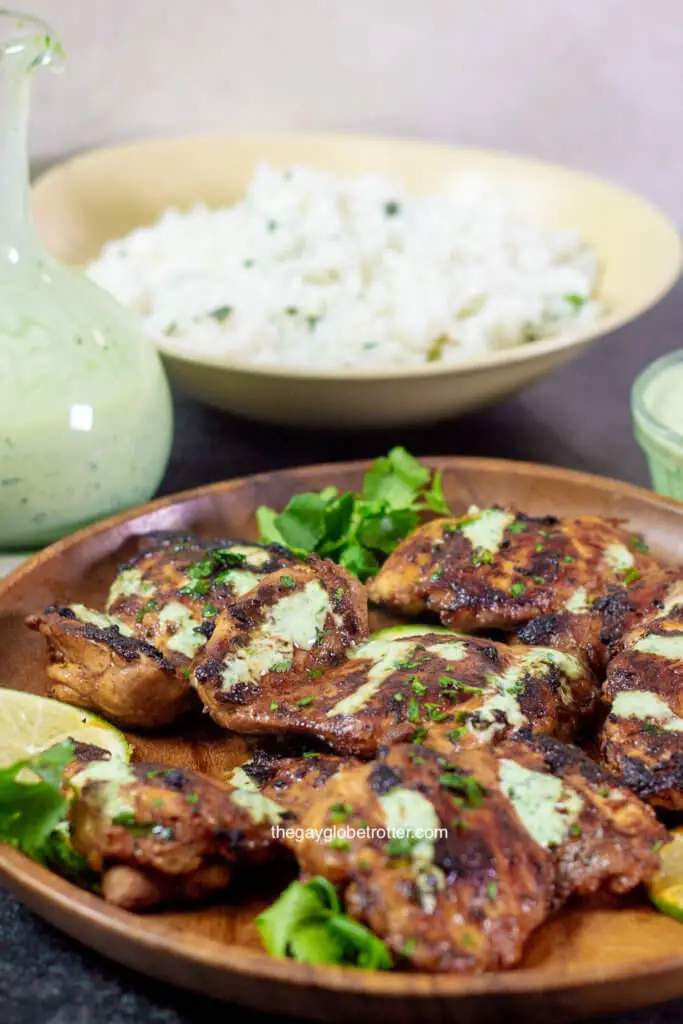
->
xmin=26 ymin=0 xmax=683 ymax=222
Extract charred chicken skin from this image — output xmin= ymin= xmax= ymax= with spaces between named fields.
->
xmin=199 ymin=625 xmax=596 ymax=758
xmin=601 ymin=584 xmax=683 ymax=809
xmin=27 ymin=534 xmax=296 ymax=729
xmin=227 ymin=749 xmax=360 ymax=819
xmin=368 ymin=508 xmax=661 ymax=632
xmin=516 ymin=569 xmax=681 ymax=676
xmin=192 ymin=557 xmax=369 ymax=733
xmin=106 ymin=534 xmax=298 ymax=652
xmin=68 ymin=758 xmax=291 ymax=909
xmin=290 ymin=735 xmax=665 ymax=972
xmin=26 ymin=605 xmax=196 ymax=729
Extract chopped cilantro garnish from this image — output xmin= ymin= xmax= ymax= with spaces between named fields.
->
xmin=486 ymin=880 xmax=497 ymax=900
xmin=510 ymin=582 xmax=526 ymax=599
xmin=471 ymin=549 xmax=493 ymax=567
xmin=208 ymin=305 xmax=233 ymax=323
xmin=302 ymin=751 xmax=320 ymax=758
xmin=508 ymin=521 xmax=526 ymax=534
xmin=136 ymin=598 xmax=158 ymax=623
xmin=279 ymin=575 xmax=296 ymax=589
xmin=411 ymin=678 xmax=427 ymax=696
xmin=112 ymin=810 xmax=137 ymax=828
xmin=621 ymin=567 xmax=641 ymax=586
xmin=438 ymin=771 xmax=484 ymax=807
xmin=400 ymin=937 xmax=416 ymax=957
xmin=270 ymin=660 xmax=293 ymax=673
xmin=386 ymin=834 xmax=421 ymax=857
xmin=407 ymin=698 xmax=421 ymax=724
xmin=629 ymin=535 xmax=649 ymax=554
xmin=202 ymin=602 xmax=218 ymax=618
xmin=296 ymin=696 xmax=314 ymax=707
xmin=328 ymin=837 xmax=351 ymax=851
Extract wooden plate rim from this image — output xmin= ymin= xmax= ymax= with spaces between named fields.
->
xmin=3 ymin=454 xmax=683 ymax=1000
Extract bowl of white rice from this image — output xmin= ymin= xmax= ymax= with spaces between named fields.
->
xmin=32 ymin=133 xmax=682 ymax=427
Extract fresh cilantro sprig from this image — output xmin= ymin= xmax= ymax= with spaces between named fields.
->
xmin=0 ymin=740 xmax=97 ymax=888
xmin=256 ymin=876 xmax=391 ymax=969
xmin=256 ymin=448 xmax=450 ymax=580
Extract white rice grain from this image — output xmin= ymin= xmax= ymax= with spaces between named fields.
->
xmin=86 ymin=164 xmax=601 ymax=370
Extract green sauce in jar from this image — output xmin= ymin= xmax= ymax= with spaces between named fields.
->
xmin=0 ymin=14 xmax=172 ymax=550
xmin=632 ymin=350 xmax=683 ymax=500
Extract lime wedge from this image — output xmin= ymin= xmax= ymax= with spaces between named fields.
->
xmin=648 ymin=827 xmax=683 ymax=922
xmin=0 ymin=688 xmax=131 ymax=768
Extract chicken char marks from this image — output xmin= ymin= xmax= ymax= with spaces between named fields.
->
xmin=192 ymin=557 xmax=369 ymax=732
xmin=516 ymin=569 xmax=681 ymax=676
xmin=290 ymin=734 xmax=665 ymax=972
xmin=368 ymin=508 xmax=661 ymax=632
xmin=601 ymin=584 xmax=683 ymax=809
xmin=196 ymin=623 xmax=596 ymax=758
xmin=227 ymin=749 xmax=360 ymax=818
xmin=68 ymin=757 xmax=291 ymax=910
xmin=27 ymin=533 xmax=296 ymax=729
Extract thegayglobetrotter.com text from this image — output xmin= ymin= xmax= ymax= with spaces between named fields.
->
xmin=271 ymin=824 xmax=447 ymax=844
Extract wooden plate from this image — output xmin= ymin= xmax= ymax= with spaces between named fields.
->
xmin=31 ymin=134 xmax=682 ymax=427
xmin=3 ymin=456 xmax=683 ymax=1023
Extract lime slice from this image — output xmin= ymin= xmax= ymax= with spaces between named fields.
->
xmin=648 ymin=827 xmax=683 ymax=922
xmin=0 ymin=688 xmax=131 ymax=769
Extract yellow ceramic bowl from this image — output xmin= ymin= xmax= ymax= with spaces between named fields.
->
xmin=31 ymin=133 xmax=682 ymax=428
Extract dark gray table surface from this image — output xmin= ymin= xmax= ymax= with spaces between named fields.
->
xmin=3 ymin=279 xmax=683 ymax=1024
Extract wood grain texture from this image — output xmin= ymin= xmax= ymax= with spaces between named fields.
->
xmin=3 ymin=456 xmax=683 ymax=1022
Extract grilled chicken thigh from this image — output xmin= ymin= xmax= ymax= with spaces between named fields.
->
xmin=68 ymin=758 xmax=291 ymax=909
xmin=27 ymin=534 xmax=296 ymax=729
xmin=291 ymin=735 xmax=665 ymax=972
xmin=192 ymin=557 xmax=369 ymax=732
xmin=199 ymin=625 xmax=596 ymax=757
xmin=368 ymin=509 xmax=661 ymax=632
xmin=497 ymin=731 xmax=667 ymax=901
xmin=26 ymin=605 xmax=196 ymax=728
xmin=601 ymin=584 xmax=683 ymax=809
xmin=516 ymin=570 xmax=681 ymax=676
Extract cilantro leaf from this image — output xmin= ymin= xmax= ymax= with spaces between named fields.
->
xmin=256 ymin=448 xmax=451 ymax=579
xmin=274 ymin=493 xmax=329 ymax=551
xmin=356 ymin=508 xmax=419 ymax=555
xmin=362 ymin=447 xmax=428 ymax=509
xmin=256 ymin=505 xmax=289 ymax=547
xmin=319 ymin=492 xmax=355 ymax=554
xmin=422 ymin=469 xmax=450 ymax=515
xmin=339 ymin=543 xmax=380 ymax=580
xmin=256 ymin=877 xmax=391 ymax=969
xmin=0 ymin=740 xmax=73 ymax=860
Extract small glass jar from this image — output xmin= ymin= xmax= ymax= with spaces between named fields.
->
xmin=632 ymin=349 xmax=683 ymax=500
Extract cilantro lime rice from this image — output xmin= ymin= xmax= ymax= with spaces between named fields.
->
xmin=86 ymin=164 xmax=601 ymax=370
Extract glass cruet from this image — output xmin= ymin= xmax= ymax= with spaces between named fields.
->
xmin=0 ymin=10 xmax=173 ymax=550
